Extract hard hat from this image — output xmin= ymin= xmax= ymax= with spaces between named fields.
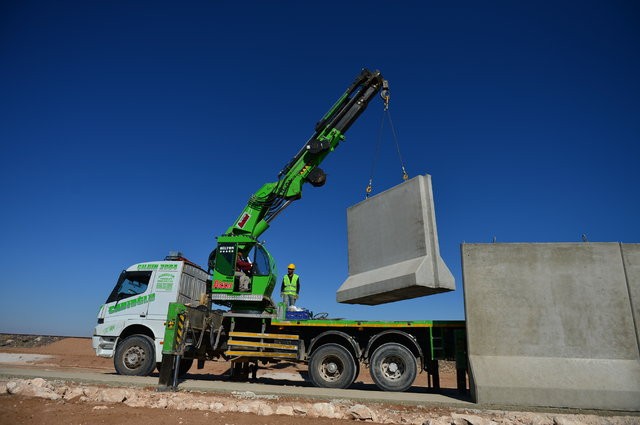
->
xmin=287 ymin=263 xmax=296 ymax=270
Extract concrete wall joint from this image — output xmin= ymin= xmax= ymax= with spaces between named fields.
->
xmin=619 ymin=242 xmax=640 ymax=357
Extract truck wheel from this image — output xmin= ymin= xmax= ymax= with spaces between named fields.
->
xmin=156 ymin=358 xmax=193 ymax=378
xmin=309 ymin=343 xmax=357 ymax=389
xmin=114 ymin=335 xmax=156 ymax=376
xmin=369 ymin=342 xmax=417 ymax=392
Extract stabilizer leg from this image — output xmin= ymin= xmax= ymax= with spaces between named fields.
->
xmin=157 ymin=354 xmax=179 ymax=391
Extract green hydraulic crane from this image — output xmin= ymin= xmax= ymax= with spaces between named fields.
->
xmin=209 ymin=69 xmax=388 ymax=313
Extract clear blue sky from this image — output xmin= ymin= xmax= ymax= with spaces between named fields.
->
xmin=1 ymin=2 xmax=638 ymax=336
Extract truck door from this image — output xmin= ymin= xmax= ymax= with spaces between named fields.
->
xmin=103 ymin=270 xmax=154 ymax=321
xmin=146 ymin=264 xmax=182 ymax=320
xmin=211 ymin=242 xmax=237 ymax=293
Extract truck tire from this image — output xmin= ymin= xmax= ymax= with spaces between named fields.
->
xmin=114 ymin=335 xmax=156 ymax=376
xmin=308 ymin=343 xmax=357 ymax=389
xmin=156 ymin=358 xmax=194 ymax=378
xmin=369 ymin=342 xmax=417 ymax=392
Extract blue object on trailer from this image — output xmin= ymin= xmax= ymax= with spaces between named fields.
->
xmin=285 ymin=309 xmax=312 ymax=320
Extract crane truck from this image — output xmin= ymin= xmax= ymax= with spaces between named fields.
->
xmin=93 ymin=69 xmax=466 ymax=392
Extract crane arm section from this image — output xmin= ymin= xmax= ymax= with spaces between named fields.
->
xmin=226 ymin=69 xmax=387 ymax=239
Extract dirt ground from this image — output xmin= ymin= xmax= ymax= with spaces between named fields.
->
xmin=1 ymin=335 xmax=636 ymax=425
xmin=0 ymin=396 xmax=356 ymax=425
xmin=0 ymin=335 xmax=458 ymax=425
xmin=0 ymin=334 xmax=459 ymax=388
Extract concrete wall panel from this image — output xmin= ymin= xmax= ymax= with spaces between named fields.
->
xmin=337 ymin=175 xmax=454 ymax=305
xmin=621 ymin=244 xmax=640 ymax=350
xmin=462 ymin=243 xmax=640 ymax=411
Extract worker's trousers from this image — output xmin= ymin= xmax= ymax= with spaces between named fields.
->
xmin=283 ymin=294 xmax=297 ymax=308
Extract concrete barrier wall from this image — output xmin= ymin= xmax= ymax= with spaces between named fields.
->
xmin=462 ymin=243 xmax=640 ymax=411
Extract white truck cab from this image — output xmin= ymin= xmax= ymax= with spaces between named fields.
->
xmin=92 ymin=253 xmax=208 ymax=376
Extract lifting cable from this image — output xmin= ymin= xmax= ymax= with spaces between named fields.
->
xmin=365 ymin=89 xmax=409 ymax=198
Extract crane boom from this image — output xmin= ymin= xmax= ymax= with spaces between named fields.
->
xmin=227 ymin=69 xmax=387 ymax=239
xmin=210 ymin=69 xmax=388 ymax=311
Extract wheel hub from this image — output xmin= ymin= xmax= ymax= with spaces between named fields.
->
xmin=326 ymin=362 xmax=338 ymax=374
xmin=124 ymin=346 xmax=145 ymax=369
xmin=320 ymin=356 xmax=343 ymax=381
xmin=382 ymin=356 xmax=403 ymax=380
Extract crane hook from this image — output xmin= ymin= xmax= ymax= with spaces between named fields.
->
xmin=401 ymin=166 xmax=409 ymax=181
xmin=365 ymin=178 xmax=373 ymax=199
xmin=380 ymin=80 xmax=390 ymax=111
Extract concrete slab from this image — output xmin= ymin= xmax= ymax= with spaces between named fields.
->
xmin=462 ymin=243 xmax=640 ymax=411
xmin=337 ymin=175 xmax=454 ymax=305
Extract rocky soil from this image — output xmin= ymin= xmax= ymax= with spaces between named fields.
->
xmin=0 ymin=335 xmax=637 ymax=425
xmin=2 ymin=377 xmax=638 ymax=425
xmin=0 ymin=333 xmax=65 ymax=348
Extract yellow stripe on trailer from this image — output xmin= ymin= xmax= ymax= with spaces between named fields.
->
xmin=227 ymin=340 xmax=298 ymax=350
xmin=225 ymin=351 xmax=297 ymax=358
xmin=228 ymin=331 xmax=299 ymax=340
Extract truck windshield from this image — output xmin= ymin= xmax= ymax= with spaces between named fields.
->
xmin=106 ymin=270 xmax=152 ymax=303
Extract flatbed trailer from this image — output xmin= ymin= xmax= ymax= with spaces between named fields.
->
xmin=158 ymin=303 xmax=466 ymax=393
